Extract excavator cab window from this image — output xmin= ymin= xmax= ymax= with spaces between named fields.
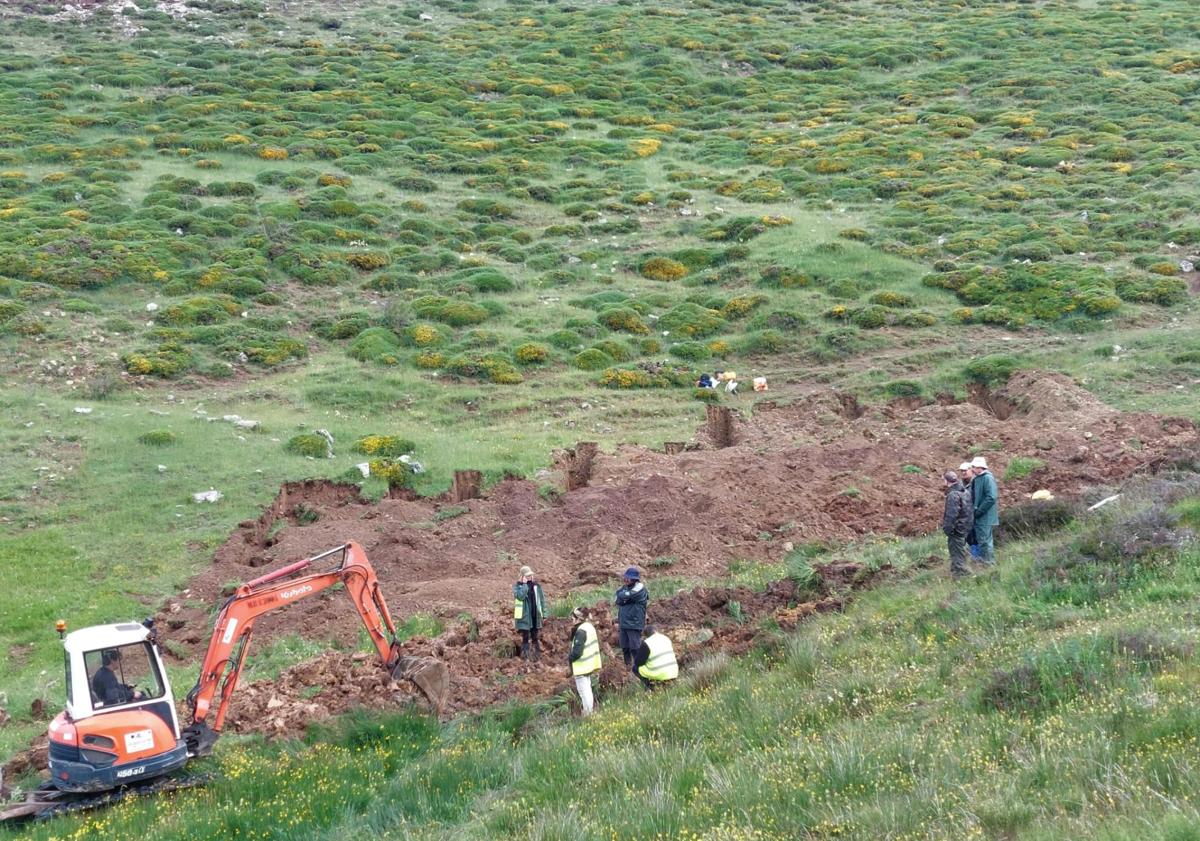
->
xmin=84 ymin=643 xmax=166 ymax=708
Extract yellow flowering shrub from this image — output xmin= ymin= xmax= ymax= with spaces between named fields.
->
xmin=514 ymin=342 xmax=549 ymax=364
xmin=259 ymin=146 xmax=289 ymax=160
xmin=415 ymin=350 xmax=445 ymax=369
xmin=599 ymin=367 xmax=654 ymax=389
xmin=631 ymin=138 xmax=661 ymax=158
xmin=639 ymin=256 xmax=687 ymax=281
xmin=354 ymin=435 xmax=416 ymax=458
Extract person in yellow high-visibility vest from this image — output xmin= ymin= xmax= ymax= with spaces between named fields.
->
xmin=566 ymin=607 xmax=601 ymax=715
xmin=634 ymin=624 xmax=678 ymax=688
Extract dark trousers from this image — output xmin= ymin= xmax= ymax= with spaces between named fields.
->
xmin=520 ymin=628 xmax=540 ymax=645
xmin=948 ymin=533 xmax=969 ymax=576
xmin=619 ymin=628 xmax=642 ymax=667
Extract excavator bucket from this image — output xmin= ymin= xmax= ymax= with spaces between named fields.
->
xmin=390 ymin=656 xmax=449 ymax=713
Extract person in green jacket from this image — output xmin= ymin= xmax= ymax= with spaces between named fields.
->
xmin=970 ymin=456 xmax=999 ymax=566
xmin=513 ymin=565 xmax=547 ymax=661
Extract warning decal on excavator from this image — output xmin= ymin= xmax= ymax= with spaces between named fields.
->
xmin=124 ymin=729 xmax=154 ymax=753
xmin=221 ymin=617 xmax=238 ymax=645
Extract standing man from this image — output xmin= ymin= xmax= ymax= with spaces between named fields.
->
xmin=614 ymin=566 xmax=648 ymax=670
xmin=942 ymin=470 xmax=975 ymax=579
xmin=970 ymin=456 xmax=999 ymax=566
xmin=634 ymin=624 xmax=678 ymax=688
xmin=513 ymin=565 xmax=547 ymax=661
xmin=567 ymin=607 xmax=601 ymax=716
xmin=959 ymin=461 xmax=981 ymax=561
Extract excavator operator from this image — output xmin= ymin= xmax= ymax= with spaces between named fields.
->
xmin=92 ymin=649 xmax=144 ymax=706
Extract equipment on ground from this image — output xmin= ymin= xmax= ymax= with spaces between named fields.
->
xmin=1 ymin=542 xmax=407 ymax=823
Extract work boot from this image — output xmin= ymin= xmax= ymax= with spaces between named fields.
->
xmin=532 ymin=640 xmax=542 ymax=662
xmin=520 ymin=641 xmax=530 ymax=661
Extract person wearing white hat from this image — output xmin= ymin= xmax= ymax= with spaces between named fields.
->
xmin=959 ymin=462 xmax=981 ymax=561
xmin=513 ymin=565 xmax=547 ymax=661
xmin=970 ymin=456 xmax=999 ymax=565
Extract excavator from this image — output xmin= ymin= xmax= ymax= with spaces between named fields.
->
xmin=1 ymin=542 xmax=424 ymax=823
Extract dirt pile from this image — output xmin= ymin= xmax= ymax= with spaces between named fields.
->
xmin=219 ymin=558 xmax=879 ymax=738
xmin=159 ymin=371 xmax=1196 ymax=663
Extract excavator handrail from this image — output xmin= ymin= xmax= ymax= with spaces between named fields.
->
xmin=182 ymin=542 xmax=400 ymax=756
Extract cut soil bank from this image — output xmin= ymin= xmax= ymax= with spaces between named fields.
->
xmin=161 ymin=372 xmax=1195 ymax=659
xmin=150 ymin=372 xmax=1194 ymax=734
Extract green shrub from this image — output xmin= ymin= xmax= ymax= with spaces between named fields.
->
xmin=882 ymin=380 xmax=924 ymax=399
xmin=436 ymin=301 xmax=490 ymax=327
xmin=0 ymin=300 xmax=28 ymax=324
xmin=445 ymin=353 xmax=523 ymax=384
xmin=670 ymin=341 xmax=711 ymax=361
xmin=137 ymin=430 xmax=177 ymax=446
xmin=348 ymin=327 xmax=402 ymax=364
xmin=740 ymin=329 xmax=786 ymax=355
xmin=598 ymin=307 xmax=649 ymax=334
xmin=1004 ymin=456 xmax=1045 ymax=481
xmin=286 ymin=433 xmax=330 ymax=458
xmin=963 ymin=354 xmax=1022 ymax=387
xmin=574 ymin=348 xmax=613 ymax=371
xmin=546 ymin=329 xmax=582 ymax=349
xmin=159 ymin=295 xmax=240 ymax=326
xmin=658 ymin=303 xmax=725 ymax=338
xmin=123 ymin=342 xmax=192 ymax=378
xmin=591 ymin=339 xmax=632 ymax=363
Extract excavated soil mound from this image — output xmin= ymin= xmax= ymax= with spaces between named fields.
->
xmin=220 ymin=559 xmax=877 ymax=738
xmin=160 ymin=371 xmax=1195 ymax=662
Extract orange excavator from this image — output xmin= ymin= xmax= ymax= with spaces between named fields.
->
xmin=2 ymin=542 xmax=410 ymax=822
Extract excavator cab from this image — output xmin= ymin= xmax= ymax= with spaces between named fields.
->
xmin=49 ymin=621 xmax=188 ymax=792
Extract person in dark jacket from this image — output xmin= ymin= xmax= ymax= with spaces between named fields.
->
xmin=960 ymin=461 xmax=981 ymax=560
xmin=567 ymin=607 xmax=601 ymax=715
xmin=512 ymin=565 xmax=547 ymax=661
xmin=970 ymin=456 xmax=999 ymax=566
xmin=614 ymin=566 xmax=649 ymax=669
xmin=91 ymin=650 xmax=143 ymax=706
xmin=942 ymin=470 xmax=975 ymax=579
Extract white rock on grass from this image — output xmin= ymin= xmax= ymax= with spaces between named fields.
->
xmin=193 ymin=490 xmax=223 ymax=503
xmin=73 ymin=407 xmax=93 ymax=414
xmin=146 ymin=302 xmax=159 ymax=312
xmin=356 ymin=462 xmax=371 ymax=478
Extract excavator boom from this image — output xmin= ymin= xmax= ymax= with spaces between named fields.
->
xmin=182 ymin=542 xmax=400 ymax=756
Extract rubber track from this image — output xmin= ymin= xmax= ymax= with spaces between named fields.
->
xmin=0 ymin=772 xmax=211 ymax=824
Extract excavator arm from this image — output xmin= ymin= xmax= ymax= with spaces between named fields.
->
xmin=182 ymin=542 xmax=401 ymax=756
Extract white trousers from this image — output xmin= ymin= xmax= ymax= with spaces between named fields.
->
xmin=574 ymin=674 xmax=594 ymax=716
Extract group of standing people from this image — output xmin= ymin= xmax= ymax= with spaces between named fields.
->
xmin=512 ymin=564 xmax=677 ymax=716
xmin=941 ymin=456 xmax=1000 ymax=578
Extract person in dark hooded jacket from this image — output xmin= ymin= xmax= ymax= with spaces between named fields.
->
xmin=614 ymin=566 xmax=649 ymax=669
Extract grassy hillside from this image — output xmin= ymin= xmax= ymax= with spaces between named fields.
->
xmin=0 ymin=0 xmax=1198 ymax=829
xmin=5 ymin=479 xmax=1199 ymax=839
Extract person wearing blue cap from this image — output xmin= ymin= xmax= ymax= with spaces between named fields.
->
xmin=614 ymin=566 xmax=649 ymax=670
